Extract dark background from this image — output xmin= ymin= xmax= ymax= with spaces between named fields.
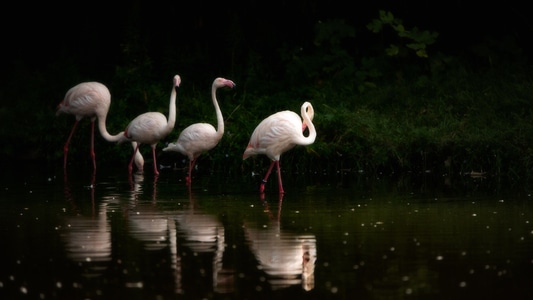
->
xmin=2 ymin=0 xmax=533 ymax=173
xmin=3 ymin=1 xmax=532 ymax=82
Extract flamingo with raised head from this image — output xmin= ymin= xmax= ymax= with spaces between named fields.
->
xmin=243 ymin=102 xmax=316 ymax=194
xmin=56 ymin=81 xmax=143 ymax=172
xmin=118 ymin=74 xmax=181 ymax=176
xmin=163 ymin=77 xmax=235 ymax=185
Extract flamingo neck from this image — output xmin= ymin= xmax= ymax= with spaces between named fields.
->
xmin=97 ymin=113 xmax=124 ymax=142
xmin=166 ymin=86 xmax=177 ymax=132
xmin=212 ymin=86 xmax=224 ymax=136
xmin=301 ymin=102 xmax=316 ymax=145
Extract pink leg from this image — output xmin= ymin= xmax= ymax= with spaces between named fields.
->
xmin=276 ymin=161 xmax=284 ymax=194
xmin=63 ymin=120 xmax=80 ymax=169
xmin=186 ymin=158 xmax=197 ymax=185
xmin=260 ymin=160 xmax=276 ymax=193
xmin=152 ymin=145 xmax=159 ymax=176
xmin=129 ymin=143 xmax=140 ymax=175
xmin=90 ymin=120 xmax=96 ymax=171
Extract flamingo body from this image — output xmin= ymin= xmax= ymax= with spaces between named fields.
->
xmin=243 ymin=102 xmax=316 ymax=194
xmin=57 ymin=82 xmax=143 ymax=171
xmin=119 ymin=74 xmax=181 ymax=175
xmin=163 ymin=77 xmax=235 ymax=184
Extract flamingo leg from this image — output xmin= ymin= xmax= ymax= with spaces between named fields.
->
xmin=186 ymin=158 xmax=197 ymax=185
xmin=129 ymin=144 xmax=140 ymax=175
xmin=152 ymin=145 xmax=159 ymax=176
xmin=260 ymin=160 xmax=276 ymax=193
xmin=276 ymin=160 xmax=284 ymax=194
xmin=63 ymin=120 xmax=80 ymax=169
xmin=90 ymin=120 xmax=96 ymax=171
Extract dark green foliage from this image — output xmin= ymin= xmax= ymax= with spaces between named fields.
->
xmin=2 ymin=10 xmax=533 ymax=182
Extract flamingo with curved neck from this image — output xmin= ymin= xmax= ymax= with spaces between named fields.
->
xmin=57 ymin=81 xmax=143 ymax=172
xmin=243 ymin=102 xmax=316 ymax=194
xmin=163 ymin=77 xmax=236 ymax=185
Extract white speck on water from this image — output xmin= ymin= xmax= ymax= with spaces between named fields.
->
xmin=459 ymin=281 xmax=467 ymax=287
xmin=330 ymin=286 xmax=338 ymax=294
xmin=472 ymin=213 xmax=477 ymax=217
xmin=125 ymin=282 xmax=143 ymax=288
xmin=402 ymin=276 xmax=409 ymax=281
xmin=20 ymin=286 xmax=28 ymax=294
xmin=436 ymin=255 xmax=444 ymax=261
xmin=56 ymin=281 xmax=62 ymax=288
xmin=405 ymin=288 xmax=413 ymax=295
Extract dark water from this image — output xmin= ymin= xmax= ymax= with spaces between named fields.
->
xmin=1 ymin=164 xmax=533 ymax=299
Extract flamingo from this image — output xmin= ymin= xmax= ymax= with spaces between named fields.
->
xmin=163 ymin=77 xmax=235 ymax=185
xmin=243 ymin=102 xmax=316 ymax=194
xmin=118 ymin=74 xmax=181 ymax=176
xmin=56 ymin=81 xmax=144 ymax=172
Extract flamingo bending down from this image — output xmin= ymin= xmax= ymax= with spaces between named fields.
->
xmin=163 ymin=77 xmax=235 ymax=185
xmin=243 ymin=102 xmax=316 ymax=194
xmin=118 ymin=74 xmax=181 ymax=175
xmin=56 ymin=81 xmax=143 ymax=172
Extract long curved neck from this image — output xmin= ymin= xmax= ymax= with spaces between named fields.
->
xmin=300 ymin=102 xmax=316 ymax=145
xmin=166 ymin=86 xmax=177 ymax=132
xmin=212 ymin=85 xmax=224 ymax=136
xmin=97 ymin=113 xmax=124 ymax=142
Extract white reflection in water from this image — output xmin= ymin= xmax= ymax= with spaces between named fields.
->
xmin=175 ymin=191 xmax=233 ymax=294
xmin=244 ymin=194 xmax=316 ymax=291
xmin=61 ymin=200 xmax=112 ymax=277
xmin=128 ymin=173 xmax=172 ymax=251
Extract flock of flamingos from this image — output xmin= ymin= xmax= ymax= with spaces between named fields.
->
xmin=56 ymin=74 xmax=317 ymax=193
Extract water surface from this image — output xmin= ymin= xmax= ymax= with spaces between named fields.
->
xmin=1 ymin=164 xmax=532 ymax=299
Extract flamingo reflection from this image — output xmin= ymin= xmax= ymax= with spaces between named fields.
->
xmin=127 ymin=173 xmax=170 ymax=251
xmin=244 ymin=194 xmax=316 ymax=291
xmin=174 ymin=188 xmax=234 ymax=294
xmin=61 ymin=173 xmax=111 ymax=277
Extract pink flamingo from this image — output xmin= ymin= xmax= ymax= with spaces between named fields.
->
xmin=243 ymin=102 xmax=316 ymax=194
xmin=118 ymin=74 xmax=181 ymax=176
xmin=56 ymin=81 xmax=143 ymax=172
xmin=163 ymin=77 xmax=235 ymax=185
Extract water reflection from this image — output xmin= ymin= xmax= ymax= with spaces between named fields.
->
xmin=174 ymin=189 xmax=234 ymax=294
xmin=244 ymin=194 xmax=317 ymax=291
xmin=60 ymin=173 xmax=111 ymax=278
xmin=127 ymin=173 xmax=169 ymax=251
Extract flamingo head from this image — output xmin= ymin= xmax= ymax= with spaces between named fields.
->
xmin=173 ymin=75 xmax=181 ymax=88
xmin=213 ymin=77 xmax=236 ymax=89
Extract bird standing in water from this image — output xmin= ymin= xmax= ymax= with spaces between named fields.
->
xmin=163 ymin=77 xmax=235 ymax=185
xmin=56 ymin=81 xmax=143 ymax=172
xmin=243 ymin=102 xmax=316 ymax=194
xmin=118 ymin=74 xmax=181 ymax=176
